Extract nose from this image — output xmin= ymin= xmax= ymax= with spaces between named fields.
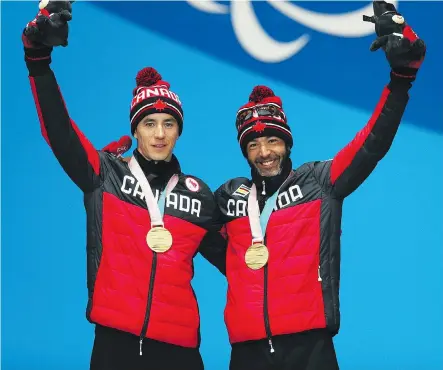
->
xmin=258 ymin=143 xmax=271 ymax=157
xmin=154 ymin=124 xmax=165 ymax=139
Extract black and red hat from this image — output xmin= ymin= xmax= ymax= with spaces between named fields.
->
xmin=129 ymin=67 xmax=184 ymax=135
xmin=235 ymin=86 xmax=293 ymax=156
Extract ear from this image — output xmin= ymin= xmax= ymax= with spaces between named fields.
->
xmin=134 ymin=131 xmax=138 ymax=140
xmin=285 ymin=146 xmax=292 ymax=158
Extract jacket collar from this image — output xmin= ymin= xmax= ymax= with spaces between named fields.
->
xmin=133 ymin=149 xmax=181 ymax=190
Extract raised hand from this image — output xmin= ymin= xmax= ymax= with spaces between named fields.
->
xmin=364 ymin=1 xmax=426 ymax=78
xmin=23 ymin=0 xmax=74 ymax=49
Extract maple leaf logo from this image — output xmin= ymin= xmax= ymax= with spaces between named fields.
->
xmin=252 ymin=121 xmax=266 ymax=133
xmin=153 ymin=99 xmax=167 ymax=111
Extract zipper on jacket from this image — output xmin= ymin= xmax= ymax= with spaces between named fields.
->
xmin=139 ymin=252 xmax=158 ymax=355
xmin=258 ymin=192 xmax=273 ymax=354
xmin=263 ymin=243 xmax=274 ymax=354
xmin=318 ymin=265 xmax=322 ymax=282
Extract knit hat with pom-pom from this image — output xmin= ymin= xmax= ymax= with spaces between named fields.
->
xmin=129 ymin=67 xmax=184 ymax=135
xmin=236 ymin=85 xmax=292 ymax=156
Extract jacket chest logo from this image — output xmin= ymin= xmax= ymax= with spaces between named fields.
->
xmin=120 ymin=175 xmax=202 ymax=217
xmin=227 ymin=184 xmax=304 ymax=217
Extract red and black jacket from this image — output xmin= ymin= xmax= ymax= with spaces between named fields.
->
xmin=26 ymin=63 xmax=226 ymax=348
xmin=215 ymin=75 xmax=413 ymax=346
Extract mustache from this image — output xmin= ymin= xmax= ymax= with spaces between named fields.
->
xmin=254 ymin=154 xmax=281 ymax=164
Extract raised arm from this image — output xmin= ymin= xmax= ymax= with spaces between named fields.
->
xmin=314 ymin=2 xmax=426 ymax=198
xmin=328 ymin=75 xmax=411 ymax=198
xmin=23 ymin=1 xmax=101 ymax=193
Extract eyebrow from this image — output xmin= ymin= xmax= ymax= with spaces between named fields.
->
xmin=144 ymin=118 xmax=176 ymax=123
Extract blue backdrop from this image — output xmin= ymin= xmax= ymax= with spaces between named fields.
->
xmin=2 ymin=1 xmax=442 ymax=370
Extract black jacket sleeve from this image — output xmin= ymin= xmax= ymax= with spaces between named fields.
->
xmin=198 ymin=230 xmax=227 ymax=276
xmin=313 ymin=74 xmax=412 ymax=198
xmin=26 ymin=56 xmax=102 ymax=193
xmin=198 ymin=193 xmax=227 ymax=276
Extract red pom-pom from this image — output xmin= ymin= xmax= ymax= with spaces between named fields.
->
xmin=135 ymin=67 xmax=162 ymax=87
xmin=249 ymin=85 xmax=275 ymax=103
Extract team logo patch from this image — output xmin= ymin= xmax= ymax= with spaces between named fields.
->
xmin=185 ymin=177 xmax=200 ymax=192
xmin=232 ymin=184 xmax=251 ymax=197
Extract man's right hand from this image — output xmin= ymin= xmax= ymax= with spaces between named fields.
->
xmin=23 ymin=0 xmax=73 ymax=51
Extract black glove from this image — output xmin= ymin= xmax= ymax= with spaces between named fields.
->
xmin=22 ymin=0 xmax=73 ymax=66
xmin=364 ymin=1 xmax=426 ymax=79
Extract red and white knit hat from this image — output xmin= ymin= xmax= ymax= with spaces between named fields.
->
xmin=129 ymin=67 xmax=184 ymax=135
xmin=236 ymin=86 xmax=293 ymax=156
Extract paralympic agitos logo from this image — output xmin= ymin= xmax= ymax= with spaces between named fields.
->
xmin=186 ymin=1 xmax=399 ymax=63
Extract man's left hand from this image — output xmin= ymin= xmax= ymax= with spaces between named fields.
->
xmin=364 ymin=1 xmax=426 ymax=79
xmin=101 ymin=135 xmax=132 ymax=161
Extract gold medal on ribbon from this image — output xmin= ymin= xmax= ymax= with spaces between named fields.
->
xmin=146 ymin=226 xmax=173 ymax=253
xmin=128 ymin=157 xmax=179 ymax=255
xmin=245 ymin=243 xmax=269 ymax=270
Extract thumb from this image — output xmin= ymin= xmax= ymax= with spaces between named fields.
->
xmin=370 ymin=35 xmax=390 ymax=51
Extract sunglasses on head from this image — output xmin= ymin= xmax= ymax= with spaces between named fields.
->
xmin=237 ymin=104 xmax=285 ymax=125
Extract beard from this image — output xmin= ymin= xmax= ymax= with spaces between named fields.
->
xmin=251 ymin=153 xmax=283 ymax=177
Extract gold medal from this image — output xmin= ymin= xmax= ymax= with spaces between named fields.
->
xmin=146 ymin=227 xmax=173 ymax=253
xmin=245 ymin=243 xmax=269 ymax=270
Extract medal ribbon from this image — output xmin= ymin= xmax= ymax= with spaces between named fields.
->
xmin=247 ymin=173 xmax=293 ymax=243
xmin=247 ymin=185 xmax=279 ymax=243
xmin=128 ymin=156 xmax=179 ymax=227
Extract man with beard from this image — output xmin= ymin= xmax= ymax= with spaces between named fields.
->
xmin=212 ymin=2 xmax=426 ymax=369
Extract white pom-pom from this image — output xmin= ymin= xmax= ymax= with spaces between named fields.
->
xmin=39 ymin=0 xmax=49 ymax=10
